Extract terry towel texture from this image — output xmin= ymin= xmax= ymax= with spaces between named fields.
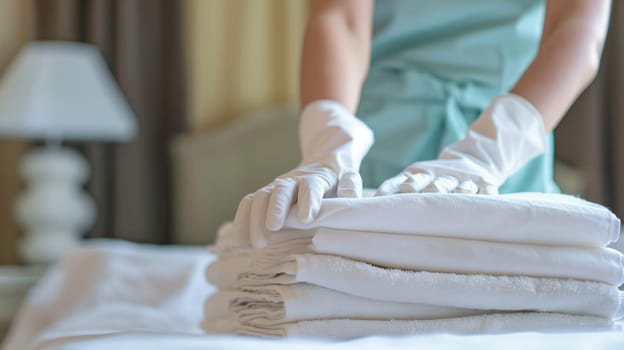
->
xmin=210 ymin=254 xmax=623 ymax=318
xmin=204 ymin=193 xmax=624 ymax=338
xmin=313 ymin=229 xmax=624 ymax=285
xmin=209 ymin=228 xmax=624 ymax=286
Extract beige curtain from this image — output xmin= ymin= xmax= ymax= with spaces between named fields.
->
xmin=184 ymin=0 xmax=308 ymax=131
xmin=0 ymin=0 xmax=34 ymax=265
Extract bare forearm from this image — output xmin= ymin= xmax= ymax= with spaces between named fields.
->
xmin=511 ymin=0 xmax=610 ymax=131
xmin=300 ymin=0 xmax=373 ymax=113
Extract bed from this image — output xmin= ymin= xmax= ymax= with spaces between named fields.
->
xmin=2 ymin=240 xmax=623 ymax=350
xmin=3 ymin=108 xmax=622 ymax=349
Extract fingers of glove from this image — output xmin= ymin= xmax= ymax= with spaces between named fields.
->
xmin=479 ymin=183 xmax=499 ymax=195
xmin=453 ymin=180 xmax=479 ymax=194
xmin=266 ymin=178 xmax=298 ymax=231
xmin=422 ymin=176 xmax=460 ymax=194
xmin=297 ymin=176 xmax=330 ymax=224
xmin=398 ymin=173 xmax=434 ymax=193
xmin=232 ymin=193 xmax=253 ymax=245
xmin=375 ymin=173 xmax=409 ymax=196
xmin=250 ymin=186 xmax=272 ymax=248
xmin=337 ymin=171 xmax=363 ymax=198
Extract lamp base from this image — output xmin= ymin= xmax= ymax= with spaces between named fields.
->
xmin=15 ymin=145 xmax=95 ymax=265
xmin=18 ymin=229 xmax=83 ymax=265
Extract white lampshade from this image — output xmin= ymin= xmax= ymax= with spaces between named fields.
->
xmin=0 ymin=41 xmax=136 ymax=141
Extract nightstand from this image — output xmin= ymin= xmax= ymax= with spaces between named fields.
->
xmin=0 ymin=266 xmax=44 ymax=342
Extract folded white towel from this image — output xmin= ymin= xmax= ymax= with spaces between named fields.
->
xmin=204 ymin=284 xmax=486 ymax=327
xmin=230 ymin=193 xmax=620 ymax=249
xmin=207 ymin=228 xmax=624 ymax=287
xmin=206 ymin=239 xmax=312 ymax=288
xmin=209 ymin=254 xmax=624 ymax=318
xmin=202 ymin=312 xmax=618 ymax=338
xmin=311 ymin=229 xmax=624 ymax=285
xmin=213 ymin=222 xmax=314 ymax=255
xmin=212 ymin=192 xmax=623 ymax=338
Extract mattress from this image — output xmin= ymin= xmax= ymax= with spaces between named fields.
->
xmin=35 ymin=332 xmax=624 ymax=350
xmin=2 ymin=240 xmax=623 ymax=350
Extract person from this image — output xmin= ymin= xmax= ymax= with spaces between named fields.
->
xmin=237 ymin=0 xmax=611 ymax=234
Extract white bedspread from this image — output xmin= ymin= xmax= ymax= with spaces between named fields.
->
xmin=3 ymin=240 xmax=623 ymax=350
xmin=2 ymin=240 xmax=214 ymax=350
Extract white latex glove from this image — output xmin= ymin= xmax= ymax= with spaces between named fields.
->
xmin=237 ymin=100 xmax=374 ymax=241
xmin=377 ymin=94 xmax=547 ymax=196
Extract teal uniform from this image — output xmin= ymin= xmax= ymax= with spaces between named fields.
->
xmin=357 ymin=0 xmax=559 ymax=193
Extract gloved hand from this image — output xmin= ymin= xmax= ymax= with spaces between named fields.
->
xmin=236 ymin=100 xmax=374 ymax=245
xmin=376 ymin=94 xmax=547 ymax=196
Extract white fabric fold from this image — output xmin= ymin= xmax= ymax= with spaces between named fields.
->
xmin=213 ymin=222 xmax=314 ymax=254
xmin=216 ymin=254 xmax=624 ymax=319
xmin=209 ymin=192 xmax=623 ymax=338
xmin=206 ymin=239 xmax=312 ymax=289
xmin=2 ymin=240 xmax=216 ymax=350
xmin=204 ymin=284 xmax=486 ymax=327
xmin=202 ymin=312 xmax=618 ymax=338
xmin=240 ymin=193 xmax=620 ymax=249
xmin=207 ymin=228 xmax=624 ymax=287
xmin=311 ymin=229 xmax=624 ymax=285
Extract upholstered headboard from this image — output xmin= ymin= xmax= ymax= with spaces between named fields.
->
xmin=170 ymin=106 xmax=300 ymax=244
xmin=170 ymin=105 xmax=592 ymax=245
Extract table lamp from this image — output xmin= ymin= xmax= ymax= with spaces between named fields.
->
xmin=0 ymin=41 xmax=137 ymax=264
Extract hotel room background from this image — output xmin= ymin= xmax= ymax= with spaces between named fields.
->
xmin=0 ymin=0 xmax=622 ymax=264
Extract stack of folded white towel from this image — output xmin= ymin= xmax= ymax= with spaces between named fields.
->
xmin=202 ymin=193 xmax=624 ymax=338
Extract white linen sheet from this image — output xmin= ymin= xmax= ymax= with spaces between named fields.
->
xmin=230 ymin=193 xmax=621 ymax=249
xmin=34 ymin=332 xmax=624 ymax=350
xmin=3 ymin=240 xmax=624 ymax=350
xmin=1 ymin=240 xmax=215 ymax=350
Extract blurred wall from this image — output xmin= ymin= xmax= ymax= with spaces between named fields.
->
xmin=184 ymin=0 xmax=308 ymax=131
xmin=0 ymin=0 xmax=34 ymax=264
